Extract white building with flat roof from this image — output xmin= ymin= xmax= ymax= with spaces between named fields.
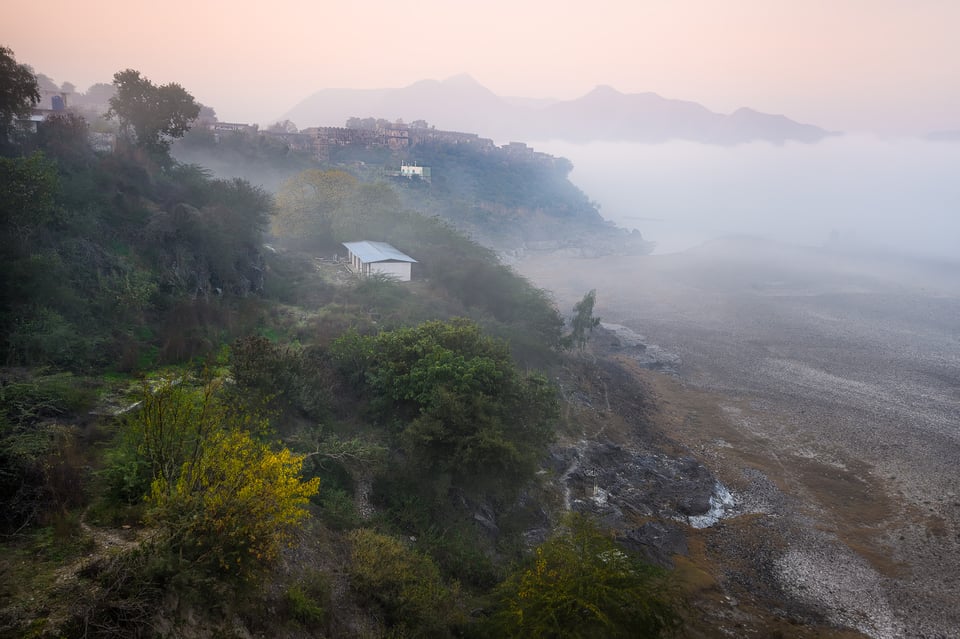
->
xmin=342 ymin=241 xmax=417 ymax=281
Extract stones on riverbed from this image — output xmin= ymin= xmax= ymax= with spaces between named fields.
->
xmin=618 ymin=521 xmax=690 ymax=566
xmin=553 ymin=438 xmax=733 ymax=564
xmin=598 ymin=322 xmax=682 ymax=373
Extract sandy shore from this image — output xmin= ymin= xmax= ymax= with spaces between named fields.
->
xmin=517 ymin=238 xmax=960 ymax=638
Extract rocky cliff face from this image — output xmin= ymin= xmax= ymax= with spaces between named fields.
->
xmin=541 ymin=326 xmax=729 ymax=570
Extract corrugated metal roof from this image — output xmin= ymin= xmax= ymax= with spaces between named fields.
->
xmin=343 ymin=241 xmax=417 ymax=264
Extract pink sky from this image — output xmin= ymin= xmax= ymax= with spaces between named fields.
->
xmin=5 ymin=0 xmax=958 ymax=133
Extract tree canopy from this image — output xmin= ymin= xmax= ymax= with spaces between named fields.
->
xmin=0 ymin=45 xmax=40 ymax=144
xmin=107 ymin=69 xmax=200 ymax=155
xmin=570 ymin=289 xmax=601 ymax=350
xmin=332 ymin=318 xmax=557 ymax=493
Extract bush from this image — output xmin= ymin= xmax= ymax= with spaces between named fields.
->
xmin=0 ymin=371 xmax=94 ymax=531
xmin=489 ymin=514 xmax=684 ymax=638
xmin=286 ymin=572 xmax=330 ymax=628
xmin=334 ymin=319 xmax=557 ymax=496
xmin=229 ymin=335 xmax=337 ymax=421
xmin=116 ymin=377 xmax=320 ymax=577
xmin=348 ymin=528 xmax=465 ymax=637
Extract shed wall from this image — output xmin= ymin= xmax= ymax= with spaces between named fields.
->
xmin=370 ymin=262 xmax=412 ymax=281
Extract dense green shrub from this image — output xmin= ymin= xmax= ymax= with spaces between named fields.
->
xmin=332 ymin=318 xmax=557 ymax=495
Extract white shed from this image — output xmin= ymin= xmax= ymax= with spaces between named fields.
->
xmin=342 ymin=241 xmax=417 ymax=281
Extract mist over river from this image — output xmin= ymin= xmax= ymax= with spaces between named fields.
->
xmin=516 ymin=135 xmax=960 ymax=636
xmin=537 ymin=135 xmax=960 ymax=260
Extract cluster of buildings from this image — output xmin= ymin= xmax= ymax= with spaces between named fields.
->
xmin=15 ymin=86 xmax=557 ymax=177
xmin=204 ymin=119 xmax=555 ymax=166
xmin=250 ymin=122 xmax=498 ymax=161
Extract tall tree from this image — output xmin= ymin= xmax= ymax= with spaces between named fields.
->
xmin=272 ymin=169 xmax=358 ymax=245
xmin=107 ymin=69 xmax=199 ymax=155
xmin=0 ymin=46 xmax=40 ymax=144
xmin=570 ymin=289 xmax=601 ymax=350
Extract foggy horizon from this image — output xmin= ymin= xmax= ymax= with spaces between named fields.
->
xmin=538 ymin=135 xmax=960 ymax=264
xmin=7 ymin=1 xmax=960 ymax=136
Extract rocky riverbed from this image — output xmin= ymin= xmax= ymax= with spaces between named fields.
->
xmin=520 ymin=238 xmax=960 ymax=638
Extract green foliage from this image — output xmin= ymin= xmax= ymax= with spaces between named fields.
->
xmin=0 ymin=422 xmax=79 ymax=532
xmin=272 ymin=169 xmax=358 ymax=246
xmin=0 ymin=370 xmax=94 ymax=427
xmin=269 ymin=167 xmax=565 ymax=361
xmin=0 ymin=45 xmax=40 ymax=145
xmin=6 ymin=305 xmax=101 ymax=369
xmin=0 ymin=371 xmax=94 ymax=531
xmin=333 ymin=319 xmax=556 ymax=495
xmin=35 ymin=111 xmax=94 ymax=168
xmin=394 ymin=140 xmax=604 ymax=253
xmin=315 ymin=486 xmax=359 ymax=530
xmin=489 ymin=514 xmax=684 ymax=638
xmin=349 ymin=528 xmax=466 ymax=637
xmin=146 ymin=176 xmax=273 ymax=297
xmin=114 ymin=377 xmax=320 ymax=577
xmin=107 ymin=69 xmax=200 ymax=156
xmin=1 ymin=132 xmax=274 ymax=372
xmin=389 ymin=215 xmax=566 ymax=361
xmin=570 ymin=289 xmax=602 ymax=350
xmin=0 ymin=151 xmax=59 ymax=247
xmin=229 ymin=335 xmax=338 ymax=420
xmin=328 ymin=328 xmax=375 ymax=387
xmin=286 ymin=573 xmax=330 ymax=627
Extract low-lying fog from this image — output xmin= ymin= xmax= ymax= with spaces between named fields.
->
xmin=538 ymin=135 xmax=960 ymax=261
xmin=518 ymin=134 xmax=960 ymax=637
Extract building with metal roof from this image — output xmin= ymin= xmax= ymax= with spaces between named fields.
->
xmin=342 ymin=241 xmax=417 ymax=281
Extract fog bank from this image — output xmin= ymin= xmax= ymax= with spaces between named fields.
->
xmin=538 ymin=136 xmax=960 ymax=261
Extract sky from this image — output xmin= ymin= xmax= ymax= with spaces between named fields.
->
xmin=5 ymin=0 xmax=959 ymax=134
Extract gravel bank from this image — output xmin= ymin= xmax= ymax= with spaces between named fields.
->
xmin=519 ymin=239 xmax=960 ymax=638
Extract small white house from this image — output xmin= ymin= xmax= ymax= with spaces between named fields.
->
xmin=399 ymin=162 xmax=431 ymax=180
xmin=342 ymin=241 xmax=417 ymax=281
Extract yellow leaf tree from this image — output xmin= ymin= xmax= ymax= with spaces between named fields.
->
xmin=133 ymin=377 xmax=319 ymax=577
xmin=272 ymin=169 xmax=357 ymax=244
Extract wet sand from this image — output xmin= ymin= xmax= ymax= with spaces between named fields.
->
xmin=517 ymin=238 xmax=960 ymax=638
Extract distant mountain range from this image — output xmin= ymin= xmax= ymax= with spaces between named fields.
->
xmin=282 ymin=74 xmax=837 ymax=145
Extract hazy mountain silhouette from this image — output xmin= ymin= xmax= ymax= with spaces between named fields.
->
xmin=283 ymin=75 xmax=836 ymax=145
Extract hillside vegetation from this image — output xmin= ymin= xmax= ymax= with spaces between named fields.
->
xmin=0 ymin=53 xmax=682 ymax=638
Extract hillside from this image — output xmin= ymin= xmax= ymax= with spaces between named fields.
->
xmin=170 ymin=118 xmax=654 ymax=256
xmin=2 ymin=56 xmax=865 ymax=638
xmin=1 ymin=61 xmax=680 ymax=638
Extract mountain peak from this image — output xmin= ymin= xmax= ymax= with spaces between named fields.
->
xmin=588 ymin=84 xmax=623 ymax=97
xmin=442 ymin=73 xmax=485 ymax=89
xmin=283 ymin=78 xmax=835 ymax=144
